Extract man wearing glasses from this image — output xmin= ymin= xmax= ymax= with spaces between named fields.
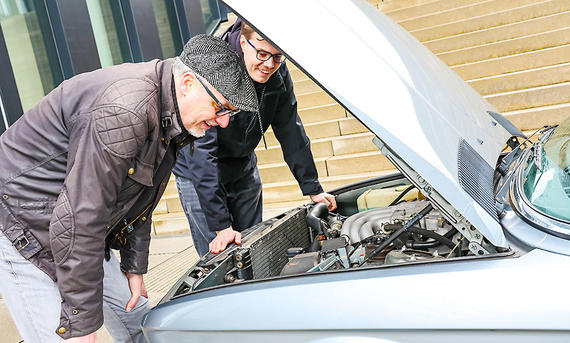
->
xmin=0 ymin=35 xmax=256 ymax=342
xmin=173 ymin=19 xmax=337 ymax=256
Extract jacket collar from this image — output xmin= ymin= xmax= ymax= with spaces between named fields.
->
xmin=156 ymin=58 xmax=189 ymax=144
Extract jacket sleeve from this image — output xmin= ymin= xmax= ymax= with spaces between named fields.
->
xmin=119 ymin=217 xmax=151 ymax=274
xmin=272 ymin=66 xmax=324 ymax=196
xmin=187 ymin=129 xmax=233 ymax=232
xmin=49 ymin=105 xmax=148 ymax=339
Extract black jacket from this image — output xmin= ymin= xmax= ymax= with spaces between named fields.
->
xmin=173 ymin=20 xmax=323 ymax=232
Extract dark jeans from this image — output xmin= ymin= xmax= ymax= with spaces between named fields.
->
xmin=175 ymin=167 xmax=263 ymax=257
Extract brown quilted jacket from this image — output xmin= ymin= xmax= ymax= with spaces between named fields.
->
xmin=0 ymin=58 xmax=188 ymax=338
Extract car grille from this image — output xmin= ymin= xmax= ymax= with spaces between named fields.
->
xmin=458 ymin=139 xmax=499 ymax=221
xmin=249 ymin=208 xmax=310 ymax=279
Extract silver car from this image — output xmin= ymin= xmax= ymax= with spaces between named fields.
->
xmin=142 ymin=0 xmax=570 ymax=341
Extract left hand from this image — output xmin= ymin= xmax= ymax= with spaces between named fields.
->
xmin=310 ymin=192 xmax=337 ymax=211
xmin=125 ymin=273 xmax=148 ymax=312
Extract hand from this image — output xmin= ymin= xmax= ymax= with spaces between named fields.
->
xmin=125 ymin=273 xmax=148 ymax=312
xmin=209 ymin=226 xmax=241 ymax=254
xmin=310 ymin=192 xmax=337 ymax=211
xmin=62 ymin=332 xmax=97 ymax=342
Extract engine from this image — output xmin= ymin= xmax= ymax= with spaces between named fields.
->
xmin=171 ymin=186 xmax=492 ymax=296
xmin=280 ymin=199 xmax=465 ymax=275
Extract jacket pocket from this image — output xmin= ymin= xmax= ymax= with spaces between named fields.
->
xmin=116 ymin=159 xmax=153 ymax=204
xmin=49 ymin=188 xmax=75 ymax=263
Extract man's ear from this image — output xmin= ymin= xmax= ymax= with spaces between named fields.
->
xmin=179 ymin=72 xmax=197 ymax=95
xmin=239 ymin=35 xmax=246 ymax=49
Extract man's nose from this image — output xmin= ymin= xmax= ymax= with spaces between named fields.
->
xmin=263 ymin=57 xmax=275 ymax=68
xmin=215 ymin=114 xmax=230 ymax=128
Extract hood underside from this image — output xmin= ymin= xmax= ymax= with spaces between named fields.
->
xmin=225 ymin=0 xmax=512 ymax=247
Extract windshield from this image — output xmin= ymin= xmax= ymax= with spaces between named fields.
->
xmin=522 ymin=117 xmax=570 ymax=222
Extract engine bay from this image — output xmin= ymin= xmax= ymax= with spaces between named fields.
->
xmin=166 ymin=177 xmax=506 ymax=301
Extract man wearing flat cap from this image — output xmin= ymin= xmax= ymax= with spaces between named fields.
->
xmin=0 ymin=35 xmax=256 ymax=343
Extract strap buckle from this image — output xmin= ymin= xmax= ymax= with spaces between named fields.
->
xmin=14 ymin=236 xmax=29 ymax=252
xmin=161 ymin=116 xmax=172 ymax=128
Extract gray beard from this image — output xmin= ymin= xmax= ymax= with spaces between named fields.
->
xmin=188 ymin=127 xmax=205 ymax=138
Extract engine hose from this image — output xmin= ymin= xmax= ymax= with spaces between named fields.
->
xmin=306 ymin=202 xmax=329 ymax=235
xmin=310 ymin=235 xmax=321 ymax=252
xmin=443 ymin=228 xmax=458 ymax=239
xmin=359 ymin=203 xmax=433 ymax=266
xmin=405 ymin=227 xmax=456 ymax=250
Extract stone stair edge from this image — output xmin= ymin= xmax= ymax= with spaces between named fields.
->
xmin=256 ymin=129 xmax=372 ymax=153
xmin=261 ymin=170 xmax=391 ymax=190
xmin=468 ymin=61 xmax=570 ymax=82
xmin=409 ymin=0 xmax=569 ymax=41
xmin=384 ymin=0 xmax=488 ymax=21
xmin=423 ymin=9 xmax=570 ymax=53
xmin=263 ymin=117 xmax=363 ymax=135
xmin=484 ymin=80 xmax=570 ymax=98
xmin=399 ymin=0 xmax=542 ymax=31
xmin=469 ymin=62 xmax=570 ymax=96
xmin=452 ymin=43 xmax=570 ymax=80
xmin=437 ymin=26 xmax=570 ymax=67
xmin=377 ymin=0 xmax=435 ymax=13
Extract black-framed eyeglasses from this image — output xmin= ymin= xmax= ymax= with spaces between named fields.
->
xmin=246 ymin=39 xmax=286 ymax=64
xmin=196 ymin=77 xmax=241 ymax=117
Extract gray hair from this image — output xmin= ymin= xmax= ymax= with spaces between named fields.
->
xmin=172 ymin=57 xmax=192 ymax=77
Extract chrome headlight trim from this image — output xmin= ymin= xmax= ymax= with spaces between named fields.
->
xmin=510 ymin=147 xmax=570 ymax=239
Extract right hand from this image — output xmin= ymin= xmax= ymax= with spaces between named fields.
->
xmin=62 ymin=332 xmax=97 ymax=342
xmin=209 ymin=226 xmax=241 ymax=254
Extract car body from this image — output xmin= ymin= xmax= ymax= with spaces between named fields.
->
xmin=142 ymin=0 xmax=570 ymax=342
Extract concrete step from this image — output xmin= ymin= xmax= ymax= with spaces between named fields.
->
xmin=485 ymin=81 xmax=570 ymax=113
xmin=262 ymin=199 xmax=309 ymax=220
xmin=339 ymin=116 xmax=369 ymax=135
xmin=378 ymin=0 xmax=435 ymax=13
xmin=469 ymin=62 xmax=570 ymax=96
xmin=438 ymin=27 xmax=570 ymax=67
xmin=298 ymin=103 xmax=347 ymax=124
xmin=258 ymin=133 xmax=385 ymax=183
xmin=331 ymin=132 xmax=378 ymax=156
xmin=290 ymin=67 xmax=308 ymax=81
xmin=151 ymin=212 xmax=190 ymax=235
xmin=301 ymin=118 xmax=342 ymax=140
xmin=297 ymin=90 xmax=336 ymax=109
xmin=258 ymin=157 xmax=328 ymax=183
xmin=503 ymin=102 xmax=570 ymax=131
xmin=154 ymin=193 xmax=183 ymax=214
xmin=162 ymin=177 xmax=178 ymax=198
xmin=262 ymin=170 xmax=395 ymax=204
xmin=261 ymin=118 xmax=342 ymax=147
xmin=425 ymin=10 xmax=570 ymax=54
xmin=399 ymin=0 xmax=539 ymax=32
xmin=326 ymin=151 xmax=393 ymax=177
xmin=294 ymin=78 xmax=322 ymax=94
xmin=411 ymin=0 xmax=570 ymax=42
xmin=453 ymin=44 xmax=570 ymax=81
xmin=257 ymin=123 xmax=375 ymax=159
xmin=255 ymin=137 xmax=334 ymax=164
xmin=386 ymin=0 xmax=488 ymax=22
xmin=153 ymin=195 xmax=168 ymax=215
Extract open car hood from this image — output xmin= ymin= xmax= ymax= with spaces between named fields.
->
xmin=225 ymin=0 xmax=512 ymax=248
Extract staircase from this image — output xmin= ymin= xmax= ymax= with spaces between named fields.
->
xmin=151 ymin=1 xmax=570 ymax=235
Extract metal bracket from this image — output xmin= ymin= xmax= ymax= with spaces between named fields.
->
xmin=372 ymin=137 xmax=491 ymax=255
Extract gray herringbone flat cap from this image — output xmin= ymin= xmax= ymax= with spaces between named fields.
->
xmin=179 ymin=34 xmax=258 ymax=113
